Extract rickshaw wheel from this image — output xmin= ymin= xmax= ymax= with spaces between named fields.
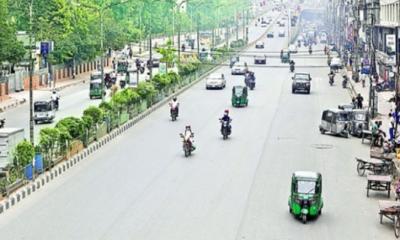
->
xmin=357 ymin=162 xmax=365 ymax=176
xmin=394 ymin=215 xmax=400 ymax=238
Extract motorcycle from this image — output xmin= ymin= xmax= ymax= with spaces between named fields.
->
xmin=0 ymin=118 xmax=5 ymax=128
xmin=220 ymin=119 xmax=232 ymax=140
xmin=180 ymin=133 xmax=194 ymax=157
xmin=376 ymin=80 xmax=395 ymax=92
xmin=297 ymin=41 xmax=301 ymax=48
xmin=170 ymin=107 xmax=179 ymax=121
xmin=308 ymin=48 xmax=312 ymax=55
xmin=245 ymin=73 xmax=256 ymax=90
xmin=290 ymin=64 xmax=295 ymax=73
xmin=342 ymin=76 xmax=348 ymax=88
xmin=51 ymin=97 xmax=60 ymax=110
xmin=329 ymin=74 xmax=335 ymax=86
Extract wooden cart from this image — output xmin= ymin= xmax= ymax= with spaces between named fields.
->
xmin=367 ymin=174 xmax=391 ymax=198
xmin=379 ymin=200 xmax=400 ymax=238
xmin=356 ymin=157 xmax=394 ymax=176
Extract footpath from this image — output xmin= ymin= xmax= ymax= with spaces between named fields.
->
xmin=346 ymin=69 xmax=394 ymax=137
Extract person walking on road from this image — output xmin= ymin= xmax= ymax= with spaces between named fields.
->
xmin=356 ymin=93 xmax=364 ymax=109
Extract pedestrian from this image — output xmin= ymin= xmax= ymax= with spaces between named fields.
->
xmin=356 ymin=93 xmax=364 ymax=109
xmin=349 ymin=58 xmax=353 ymax=66
xmin=112 ymin=57 xmax=116 ymax=70
xmin=129 ymin=48 xmax=133 ymax=59
xmin=351 ymin=97 xmax=357 ymax=108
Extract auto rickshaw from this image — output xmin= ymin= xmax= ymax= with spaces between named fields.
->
xmin=33 ymin=100 xmax=56 ymax=124
xmin=288 ymin=171 xmax=323 ymax=224
xmin=319 ymin=109 xmax=351 ymax=138
xmin=350 ymin=109 xmax=369 ymax=137
xmin=117 ymin=59 xmax=128 ymax=73
xmin=90 ymin=71 xmax=102 ymax=81
xmin=231 ymin=85 xmax=248 ymax=107
xmin=89 ymin=79 xmax=105 ymax=99
xmin=281 ymin=49 xmax=290 ymax=63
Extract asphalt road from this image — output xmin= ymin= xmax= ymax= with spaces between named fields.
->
xmin=0 ymin=11 xmax=392 ymax=240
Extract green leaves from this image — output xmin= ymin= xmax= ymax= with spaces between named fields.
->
xmin=14 ymin=140 xmax=35 ymax=167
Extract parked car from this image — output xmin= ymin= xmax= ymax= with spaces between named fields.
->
xmin=255 ymin=41 xmax=265 ymax=48
xmin=267 ymin=31 xmax=274 ymax=38
xmin=279 ymin=22 xmax=285 ymax=27
xmin=231 ymin=62 xmax=248 ymax=75
xmin=292 ymin=73 xmax=311 ymax=94
xmin=278 ymin=29 xmax=285 ymax=37
xmin=261 ymin=22 xmax=268 ymax=27
xmin=206 ymin=73 xmax=226 ymax=89
xmin=319 ymin=109 xmax=351 ymax=138
xmin=254 ymin=55 xmax=266 ymax=64
xmin=288 ymin=44 xmax=298 ymax=53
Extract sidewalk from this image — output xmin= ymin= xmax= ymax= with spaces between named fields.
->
xmin=347 ymin=69 xmax=395 ymax=135
xmin=0 ymin=71 xmax=95 ymax=112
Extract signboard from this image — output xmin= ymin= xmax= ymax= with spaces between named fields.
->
xmin=159 ymin=62 xmax=167 ymax=74
xmin=386 ymin=34 xmax=396 ymax=54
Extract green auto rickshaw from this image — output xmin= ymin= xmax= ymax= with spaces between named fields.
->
xmin=231 ymin=85 xmax=248 ymax=107
xmin=288 ymin=171 xmax=323 ymax=224
xmin=89 ymin=79 xmax=105 ymax=99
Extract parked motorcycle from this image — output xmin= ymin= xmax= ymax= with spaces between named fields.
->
xmin=0 ymin=118 xmax=5 ymax=128
xmin=220 ymin=119 xmax=232 ymax=140
xmin=376 ymin=80 xmax=395 ymax=92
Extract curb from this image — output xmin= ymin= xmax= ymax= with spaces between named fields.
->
xmin=0 ymin=12 xmax=276 ymax=215
xmin=0 ymin=98 xmax=27 ymax=113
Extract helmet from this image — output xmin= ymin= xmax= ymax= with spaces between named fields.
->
xmin=224 ymin=109 xmax=229 ymax=114
xmin=185 ymin=125 xmax=191 ymax=129
xmin=52 ymin=90 xmax=56 ymax=94
xmin=173 ymin=97 xmax=177 ymax=101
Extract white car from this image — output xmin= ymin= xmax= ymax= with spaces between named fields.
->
xmin=267 ymin=31 xmax=274 ymax=38
xmin=206 ymin=73 xmax=226 ymax=89
xmin=231 ymin=62 xmax=248 ymax=75
xmin=255 ymin=41 xmax=265 ymax=48
xmin=278 ymin=30 xmax=285 ymax=37
xmin=261 ymin=23 xmax=267 ymax=28
xmin=288 ymin=44 xmax=298 ymax=53
xmin=330 ymin=57 xmax=343 ymax=71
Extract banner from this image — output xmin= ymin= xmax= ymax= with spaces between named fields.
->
xmin=386 ymin=34 xmax=396 ymax=54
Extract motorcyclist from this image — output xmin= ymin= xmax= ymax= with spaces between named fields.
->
xmin=341 ymin=69 xmax=348 ymax=88
xmin=183 ymin=125 xmax=195 ymax=150
xmin=51 ymin=90 xmax=60 ymax=109
xmin=328 ymin=71 xmax=335 ymax=85
xmin=308 ymin=45 xmax=312 ymax=54
xmin=220 ymin=110 xmax=232 ymax=132
xmin=169 ymin=97 xmax=179 ymax=117
xmin=289 ymin=60 xmax=295 ymax=72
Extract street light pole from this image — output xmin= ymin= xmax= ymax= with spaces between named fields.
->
xmin=100 ymin=10 xmax=105 ymax=102
xmin=29 ymin=0 xmax=34 ymax=145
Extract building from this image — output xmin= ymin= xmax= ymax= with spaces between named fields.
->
xmin=374 ymin=0 xmax=399 ymax=81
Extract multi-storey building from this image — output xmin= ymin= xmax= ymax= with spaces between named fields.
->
xmin=374 ymin=0 xmax=399 ymax=81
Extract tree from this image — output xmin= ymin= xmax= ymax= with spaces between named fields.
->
xmin=14 ymin=140 xmax=35 ymax=167
xmin=0 ymin=0 xmax=25 ymax=67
